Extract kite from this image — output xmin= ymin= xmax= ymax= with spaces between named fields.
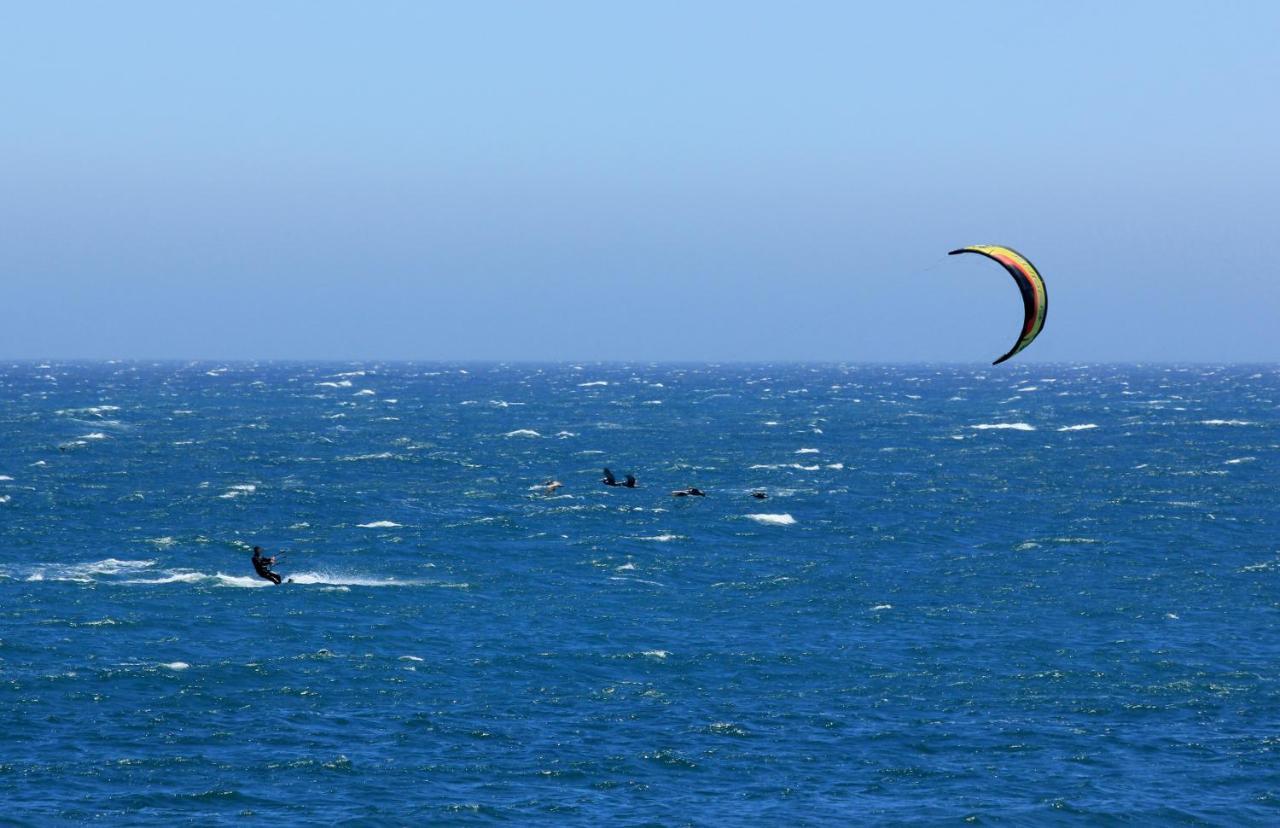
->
xmin=948 ymin=245 xmax=1047 ymax=364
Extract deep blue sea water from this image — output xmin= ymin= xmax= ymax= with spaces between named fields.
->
xmin=1 ymin=362 xmax=1277 ymax=824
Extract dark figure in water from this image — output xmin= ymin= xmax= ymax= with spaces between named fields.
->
xmin=602 ymin=468 xmax=637 ymax=488
xmin=672 ymin=487 xmax=706 ymax=497
xmin=752 ymin=491 xmax=768 ymax=500
xmin=252 ymin=546 xmax=282 ymax=585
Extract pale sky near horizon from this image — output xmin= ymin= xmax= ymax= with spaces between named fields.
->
xmin=2 ymin=2 xmax=1277 ymax=362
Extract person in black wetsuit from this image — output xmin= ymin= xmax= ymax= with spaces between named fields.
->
xmin=251 ymin=546 xmax=282 ymax=585
xmin=602 ymin=468 xmax=636 ymax=488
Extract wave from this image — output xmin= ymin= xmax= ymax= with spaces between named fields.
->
xmin=1225 ymin=457 xmax=1256 ymax=465
xmin=130 ymin=569 xmax=442 ymax=588
xmin=795 ymin=448 xmax=820 ymax=454
xmin=55 ymin=405 xmax=121 ymax=417
xmin=1201 ymin=419 xmax=1252 ymax=426
xmin=357 ymin=520 xmax=402 ymax=528
xmin=577 ymin=381 xmax=609 ymax=387
xmin=503 ymin=429 xmax=541 ymax=438
xmin=969 ymin=422 xmax=1035 ymax=431
xmin=1057 ymin=424 xmax=1098 ymax=431
xmin=747 ymin=513 xmax=796 ymax=526
xmin=315 ymin=380 xmax=353 ymax=388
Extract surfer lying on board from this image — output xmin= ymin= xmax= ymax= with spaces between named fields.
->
xmin=252 ymin=546 xmax=282 ymax=585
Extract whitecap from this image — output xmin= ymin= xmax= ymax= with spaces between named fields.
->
xmin=0 ymin=475 xmax=12 ymax=481
xmin=1057 ymin=424 xmax=1098 ymax=431
xmin=161 ymin=662 xmax=189 ymax=670
xmin=1225 ymin=457 xmax=1256 ymax=465
xmin=357 ymin=520 xmax=402 ymax=528
xmin=577 ymin=380 xmax=609 ymax=387
xmin=795 ymin=448 xmax=820 ymax=454
xmin=871 ymin=604 xmax=892 ymax=611
xmin=747 ymin=513 xmax=796 ymax=526
xmin=636 ymin=534 xmax=684 ymax=542
xmin=79 ymin=432 xmax=109 ymax=440
xmin=399 ymin=655 xmax=424 ymax=662
xmin=1201 ymin=419 xmax=1252 ymax=426
xmin=969 ymin=422 xmax=1036 ymax=431
xmin=353 ymin=389 xmax=376 ymax=396
xmin=315 ymin=380 xmax=353 ymax=388
xmin=642 ymin=650 xmax=669 ymax=659
xmin=504 ymin=429 xmax=541 ymax=438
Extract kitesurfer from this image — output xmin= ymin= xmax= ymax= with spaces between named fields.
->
xmin=672 ymin=487 xmax=706 ymax=497
xmin=251 ymin=546 xmax=282 ymax=585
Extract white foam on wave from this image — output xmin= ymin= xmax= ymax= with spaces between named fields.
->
xmin=126 ymin=572 xmax=206 ymax=585
xmin=79 ymin=432 xmax=109 ymax=440
xmin=1057 ymin=424 xmax=1098 ymax=431
xmin=578 ymin=380 xmax=609 ymax=387
xmin=353 ymin=389 xmax=375 ymax=396
xmin=504 ymin=429 xmax=541 ymax=438
xmin=357 ymin=520 xmax=402 ymax=528
xmin=636 ymin=534 xmax=684 ymax=542
xmin=826 ymin=463 xmax=844 ymax=470
xmin=1225 ymin=457 xmax=1256 ymax=465
xmin=871 ymin=604 xmax=892 ymax=611
xmin=796 ymin=448 xmax=820 ymax=454
xmin=1201 ymin=419 xmax=1252 ymax=426
xmin=287 ymin=570 xmax=426 ymax=587
xmin=161 ymin=662 xmax=190 ymax=670
xmin=55 ymin=405 xmax=121 ymax=417
xmin=970 ymin=422 xmax=1036 ymax=431
xmin=642 ymin=650 xmax=669 ymax=659
xmin=218 ymin=483 xmax=257 ymax=499
xmin=400 ymin=655 xmax=424 ymax=662
xmin=0 ymin=475 xmax=12 ymax=481
xmin=316 ymin=380 xmax=353 ymax=388
xmin=747 ymin=513 xmax=796 ymax=526
xmin=340 ymin=452 xmax=395 ymax=461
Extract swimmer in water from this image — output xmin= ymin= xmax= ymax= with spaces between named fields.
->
xmin=671 ymin=487 xmax=706 ymax=497
xmin=251 ymin=546 xmax=282 ymax=585
xmin=543 ymin=480 xmax=563 ymax=494
xmin=752 ymin=491 xmax=768 ymax=499
xmin=602 ymin=468 xmax=637 ymax=488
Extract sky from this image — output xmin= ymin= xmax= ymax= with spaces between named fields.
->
xmin=1 ymin=1 xmax=1277 ymax=362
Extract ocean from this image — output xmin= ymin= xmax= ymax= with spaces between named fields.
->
xmin=1 ymin=362 xmax=1276 ymax=824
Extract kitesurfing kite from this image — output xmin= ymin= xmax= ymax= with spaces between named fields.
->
xmin=948 ymin=245 xmax=1047 ymax=365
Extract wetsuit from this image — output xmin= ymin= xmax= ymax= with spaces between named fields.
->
xmin=252 ymin=548 xmax=282 ymax=585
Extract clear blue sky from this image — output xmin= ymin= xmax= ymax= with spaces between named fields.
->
xmin=2 ymin=1 xmax=1277 ymax=362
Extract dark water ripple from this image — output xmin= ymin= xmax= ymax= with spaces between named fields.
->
xmin=1 ymin=362 xmax=1277 ymax=823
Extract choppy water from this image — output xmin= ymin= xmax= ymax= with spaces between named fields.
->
xmin=1 ymin=362 xmax=1277 ymax=824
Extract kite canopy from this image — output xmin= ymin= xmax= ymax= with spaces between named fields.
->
xmin=948 ymin=245 xmax=1047 ymax=365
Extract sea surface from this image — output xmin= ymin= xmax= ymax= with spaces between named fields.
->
xmin=1 ymin=362 xmax=1277 ymax=824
